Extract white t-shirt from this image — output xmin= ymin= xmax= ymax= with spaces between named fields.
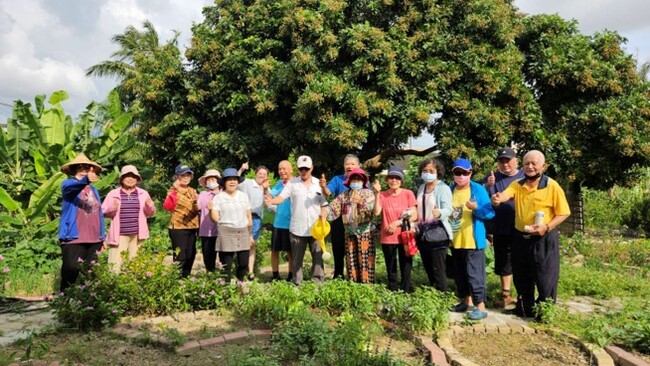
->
xmin=279 ymin=176 xmax=327 ymax=237
xmin=212 ymin=190 xmax=251 ymax=229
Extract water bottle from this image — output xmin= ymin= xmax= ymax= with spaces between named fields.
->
xmin=535 ymin=211 xmax=545 ymax=226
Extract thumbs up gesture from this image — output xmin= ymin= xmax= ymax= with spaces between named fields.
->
xmin=372 ymin=179 xmax=381 ymax=194
xmin=487 ymin=171 xmax=495 ymax=186
xmin=319 ymin=173 xmax=327 ymax=188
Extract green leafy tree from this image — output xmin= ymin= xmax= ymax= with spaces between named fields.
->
xmin=92 ymin=1 xmax=648 ymax=185
xmin=516 ymin=15 xmax=650 ymax=188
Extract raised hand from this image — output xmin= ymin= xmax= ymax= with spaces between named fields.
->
xmin=87 ymin=167 xmax=99 ymax=182
xmin=372 ymin=179 xmax=381 ymax=194
xmin=487 ymin=171 xmax=495 ymax=186
xmin=319 ymin=173 xmax=327 ymax=188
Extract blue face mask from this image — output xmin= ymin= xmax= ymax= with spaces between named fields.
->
xmin=421 ymin=172 xmax=437 ymax=183
xmin=349 ymin=182 xmax=363 ymax=191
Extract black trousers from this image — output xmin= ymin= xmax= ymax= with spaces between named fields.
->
xmin=200 ymin=236 xmax=217 ymax=272
xmin=60 ymin=242 xmax=103 ymax=291
xmin=169 ymin=229 xmax=197 ymax=278
xmin=381 ymin=244 xmax=413 ymax=292
xmin=417 ymin=240 xmax=448 ymax=292
xmin=219 ymin=250 xmax=250 ymax=281
xmin=330 ymin=216 xmax=346 ymax=278
xmin=451 ymin=248 xmax=487 ymax=305
xmin=512 ymin=230 xmax=560 ymax=317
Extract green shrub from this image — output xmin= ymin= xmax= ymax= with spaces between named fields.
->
xmin=49 ymin=259 xmax=123 ymax=330
xmin=380 ymin=287 xmax=454 ymax=334
xmin=623 ymin=195 xmax=650 ymax=234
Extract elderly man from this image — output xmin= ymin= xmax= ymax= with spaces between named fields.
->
xmin=492 ymin=150 xmax=570 ymax=318
xmin=264 ymin=160 xmax=294 ymax=281
xmin=266 ymin=156 xmax=328 ymax=285
xmin=319 ymin=154 xmax=361 ymax=279
xmin=483 ymin=147 xmax=524 ymax=308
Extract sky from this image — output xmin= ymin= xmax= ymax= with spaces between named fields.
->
xmin=1 ymin=0 xmax=649 ymax=131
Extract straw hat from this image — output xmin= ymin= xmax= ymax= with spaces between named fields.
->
xmin=60 ymin=153 xmax=102 ymax=175
xmin=119 ymin=165 xmax=142 ymax=183
xmin=198 ymin=169 xmax=221 ymax=187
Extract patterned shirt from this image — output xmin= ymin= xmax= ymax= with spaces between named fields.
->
xmin=119 ymin=189 xmax=140 ymax=235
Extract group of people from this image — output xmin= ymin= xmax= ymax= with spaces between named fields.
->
xmin=57 ymin=147 xmax=570 ymax=321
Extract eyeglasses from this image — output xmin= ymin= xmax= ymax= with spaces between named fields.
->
xmin=453 ymin=170 xmax=471 ymax=176
xmin=298 ymin=167 xmax=310 ymax=172
xmin=498 ymin=158 xmax=512 ymax=163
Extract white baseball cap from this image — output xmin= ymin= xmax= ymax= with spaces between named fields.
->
xmin=297 ymin=155 xmax=313 ymax=169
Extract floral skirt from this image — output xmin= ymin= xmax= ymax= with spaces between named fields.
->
xmin=345 ymin=230 xmax=376 ymax=284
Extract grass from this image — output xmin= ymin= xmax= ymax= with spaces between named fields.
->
xmin=2 ymin=266 xmax=59 ymax=297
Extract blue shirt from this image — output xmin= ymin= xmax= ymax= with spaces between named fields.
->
xmin=270 ymin=180 xmax=291 ymax=229
xmin=327 ymin=174 xmax=348 ymax=198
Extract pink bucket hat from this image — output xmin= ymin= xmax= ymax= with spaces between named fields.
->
xmin=343 ymin=167 xmax=369 ymax=187
xmin=119 ymin=165 xmax=142 ymax=183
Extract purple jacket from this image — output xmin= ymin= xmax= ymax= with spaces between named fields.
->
xmin=102 ymin=187 xmax=156 ymax=246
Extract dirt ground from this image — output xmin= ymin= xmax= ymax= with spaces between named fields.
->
xmin=451 ymin=332 xmax=595 ymax=366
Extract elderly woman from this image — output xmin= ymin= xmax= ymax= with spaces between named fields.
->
xmin=58 ymin=153 xmax=105 ymax=291
xmin=328 ymin=168 xmax=376 ymax=283
xmin=198 ymin=169 xmax=222 ymax=273
xmin=163 ymin=164 xmax=200 ymax=278
xmin=415 ymin=158 xmax=453 ymax=292
xmin=102 ymin=165 xmax=156 ymax=272
xmin=449 ymin=158 xmax=495 ymax=321
xmin=372 ymin=166 xmax=418 ymax=292
xmin=210 ymin=168 xmax=252 ymax=281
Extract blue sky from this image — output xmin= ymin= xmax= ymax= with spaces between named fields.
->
xmin=1 ymin=0 xmax=648 ymax=136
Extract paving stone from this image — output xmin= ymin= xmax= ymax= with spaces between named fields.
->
xmin=223 ymin=331 xmax=249 ymax=344
xmin=448 ymin=325 xmax=465 ymax=335
xmin=484 ymin=324 xmax=498 ymax=334
xmin=471 ymin=324 xmax=485 ymax=334
xmin=451 ymin=355 xmax=481 ymax=366
xmin=198 ymin=336 xmax=226 ymax=349
xmin=496 ymin=324 xmax=511 ymax=334
xmin=521 ymin=324 xmax=536 ymax=334
xmin=175 ymin=340 xmax=201 ymax=355
xmin=436 ymin=336 xmax=454 ymax=351
xmin=250 ymin=329 xmax=272 ymax=340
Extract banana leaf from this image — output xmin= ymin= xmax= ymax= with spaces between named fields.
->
xmin=0 ymin=214 xmax=22 ymax=226
xmin=25 ymin=172 xmax=65 ymax=220
xmin=0 ymin=186 xmax=20 ymax=212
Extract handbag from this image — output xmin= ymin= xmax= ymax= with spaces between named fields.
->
xmin=399 ymin=219 xmax=419 ymax=257
xmin=418 ymin=187 xmax=449 ymax=243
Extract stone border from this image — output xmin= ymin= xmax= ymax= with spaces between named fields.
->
xmin=436 ymin=324 xmax=615 ymax=366
xmin=105 ymin=323 xmax=272 ymax=355
xmin=605 ymin=345 xmax=650 ymax=366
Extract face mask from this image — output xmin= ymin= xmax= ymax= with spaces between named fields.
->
xmin=206 ymin=182 xmax=219 ymax=190
xmin=421 ymin=172 xmax=437 ymax=183
xmin=454 ymin=175 xmax=470 ymax=186
xmin=349 ymin=182 xmax=363 ymax=191
xmin=525 ymin=172 xmax=541 ymax=181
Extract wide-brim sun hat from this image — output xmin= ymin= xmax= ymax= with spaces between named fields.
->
xmin=61 ymin=153 xmax=102 ymax=175
xmin=119 ymin=165 xmax=141 ymax=182
xmin=218 ymin=168 xmax=244 ymax=186
xmin=198 ymin=169 xmax=222 ymax=187
xmin=343 ymin=167 xmax=369 ymax=187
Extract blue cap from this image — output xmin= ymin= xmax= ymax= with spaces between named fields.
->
xmin=386 ymin=166 xmax=404 ymax=180
xmin=452 ymin=158 xmax=472 ymax=171
xmin=218 ymin=168 xmax=244 ymax=186
xmin=175 ymin=164 xmax=193 ymax=175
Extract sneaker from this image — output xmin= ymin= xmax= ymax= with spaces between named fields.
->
xmin=467 ymin=308 xmax=488 ymax=320
xmin=451 ymin=303 xmax=475 ymax=313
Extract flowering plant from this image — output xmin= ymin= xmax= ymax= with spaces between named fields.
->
xmin=0 ymin=254 xmax=9 ymax=296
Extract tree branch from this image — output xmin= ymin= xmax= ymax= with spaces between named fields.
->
xmin=363 ymin=145 xmax=439 ymax=170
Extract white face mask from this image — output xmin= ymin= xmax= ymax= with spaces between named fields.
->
xmin=349 ymin=182 xmax=363 ymax=191
xmin=421 ymin=172 xmax=437 ymax=183
xmin=206 ymin=182 xmax=219 ymax=190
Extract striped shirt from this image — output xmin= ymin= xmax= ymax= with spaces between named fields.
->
xmin=119 ymin=189 xmax=140 ymax=235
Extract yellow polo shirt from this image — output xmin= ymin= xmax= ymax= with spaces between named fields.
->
xmin=503 ymin=175 xmax=571 ymax=232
